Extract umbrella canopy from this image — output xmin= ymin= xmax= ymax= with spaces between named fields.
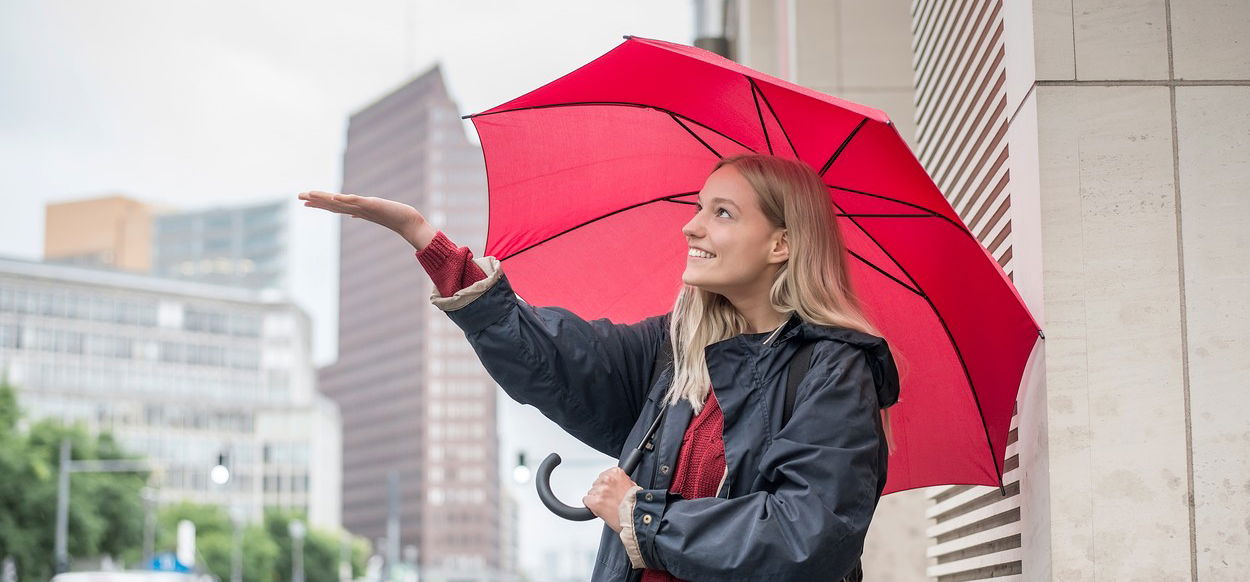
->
xmin=465 ymin=36 xmax=1042 ymax=494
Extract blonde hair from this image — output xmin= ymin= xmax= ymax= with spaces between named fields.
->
xmin=665 ymin=154 xmax=896 ymax=448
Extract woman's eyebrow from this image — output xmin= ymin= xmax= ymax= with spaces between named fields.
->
xmin=697 ymin=196 xmax=740 ymax=208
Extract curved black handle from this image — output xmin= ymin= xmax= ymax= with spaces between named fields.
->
xmin=535 ymin=453 xmax=595 ymax=521
xmin=536 ymin=449 xmax=646 ymax=522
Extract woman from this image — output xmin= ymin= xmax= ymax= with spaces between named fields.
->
xmin=300 ymin=154 xmax=900 ymax=581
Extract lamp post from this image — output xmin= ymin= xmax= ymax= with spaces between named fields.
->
xmin=288 ymin=520 xmax=305 ymax=582
xmin=209 ymin=447 xmax=242 ymax=582
xmin=230 ymin=506 xmax=245 ymax=582
xmin=141 ymin=487 xmax=157 ymax=565
xmin=54 ymin=439 xmax=153 ymax=574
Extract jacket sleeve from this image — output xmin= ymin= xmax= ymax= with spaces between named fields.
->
xmin=431 ymin=256 xmax=667 ymax=457
xmin=627 ymin=342 xmax=885 ymax=581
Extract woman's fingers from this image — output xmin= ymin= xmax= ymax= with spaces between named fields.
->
xmin=299 ymin=190 xmax=337 ymax=202
xmin=299 ymin=191 xmax=364 ymax=216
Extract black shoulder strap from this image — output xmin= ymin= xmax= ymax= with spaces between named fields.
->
xmin=783 ymin=341 xmax=816 ymax=427
xmin=650 ymin=339 xmax=673 ymax=391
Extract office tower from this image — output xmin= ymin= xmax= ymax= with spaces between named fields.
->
xmin=44 ymin=195 xmax=160 ymax=273
xmin=0 ymin=256 xmax=341 ymax=527
xmin=319 ymin=66 xmax=503 ymax=580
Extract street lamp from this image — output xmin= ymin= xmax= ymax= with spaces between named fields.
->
xmin=288 ymin=520 xmax=306 ymax=582
xmin=55 ymin=439 xmax=153 ymax=574
xmin=512 ymin=452 xmax=531 ymax=484
xmin=211 ymin=453 xmax=231 ymax=486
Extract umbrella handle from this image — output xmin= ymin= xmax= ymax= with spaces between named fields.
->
xmin=536 ymin=449 xmax=645 ymax=522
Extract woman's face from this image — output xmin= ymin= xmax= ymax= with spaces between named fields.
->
xmin=681 ymin=165 xmax=788 ymax=297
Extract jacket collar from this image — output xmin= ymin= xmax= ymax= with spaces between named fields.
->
xmin=711 ymin=310 xmax=901 ymax=409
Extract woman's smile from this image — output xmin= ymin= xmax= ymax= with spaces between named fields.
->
xmin=688 ymin=247 xmax=717 ymax=261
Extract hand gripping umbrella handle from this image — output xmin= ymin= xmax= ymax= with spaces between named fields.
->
xmin=536 ymin=448 xmax=645 ymax=522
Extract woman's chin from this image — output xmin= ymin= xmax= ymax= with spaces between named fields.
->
xmin=681 ymin=273 xmax=714 ymax=293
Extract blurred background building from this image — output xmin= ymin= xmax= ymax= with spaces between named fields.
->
xmin=151 ymin=199 xmax=288 ymax=290
xmin=697 ymin=0 xmax=1250 ymax=580
xmin=43 ymin=195 xmax=165 ymax=273
xmin=0 ymin=256 xmax=341 ymax=527
xmin=318 ymin=66 xmax=513 ymax=581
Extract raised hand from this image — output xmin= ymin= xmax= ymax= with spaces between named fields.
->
xmin=298 ymin=191 xmax=436 ymax=250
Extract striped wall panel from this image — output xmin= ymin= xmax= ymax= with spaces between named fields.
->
xmin=910 ymin=0 xmax=1022 ymax=579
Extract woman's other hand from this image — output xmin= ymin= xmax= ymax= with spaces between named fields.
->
xmin=583 ymin=467 xmax=638 ymax=533
xmin=298 ymin=191 xmax=436 ymax=251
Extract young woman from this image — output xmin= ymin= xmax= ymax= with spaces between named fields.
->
xmin=300 ymin=154 xmax=900 ymax=582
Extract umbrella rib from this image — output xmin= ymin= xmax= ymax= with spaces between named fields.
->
xmin=668 ymin=113 xmax=721 ymax=158
xmin=847 ymin=250 xmax=923 ymax=296
xmin=828 ymin=185 xmax=991 ymax=249
xmin=838 ymin=213 xmax=936 ymax=218
xmin=748 ymin=79 xmax=774 ymax=155
xmin=830 ymin=198 xmax=1004 ymax=487
xmin=819 ymin=118 xmax=869 ymax=176
xmin=497 ymin=192 xmax=699 ymax=261
xmin=465 ymin=101 xmax=758 ymax=154
xmin=749 ymin=78 xmax=801 ymax=159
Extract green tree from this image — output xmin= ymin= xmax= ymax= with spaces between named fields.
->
xmin=0 ymin=377 xmax=147 ymax=581
xmin=153 ymin=502 xmax=279 ymax=582
xmin=153 ymin=504 xmax=369 ymax=582
xmin=0 ymin=377 xmax=370 ymax=582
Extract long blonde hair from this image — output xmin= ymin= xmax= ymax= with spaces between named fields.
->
xmin=665 ymin=154 xmax=896 ymax=447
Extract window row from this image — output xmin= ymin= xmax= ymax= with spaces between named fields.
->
xmin=16 ymin=361 xmax=283 ymax=402
xmin=427 ymin=422 xmax=487 ymax=441
xmin=1 ymin=324 xmax=261 ymax=369
xmin=0 ymin=285 xmax=158 ymax=326
xmin=426 ymin=487 xmax=486 ymax=506
xmin=426 ymin=401 xmax=485 ymax=419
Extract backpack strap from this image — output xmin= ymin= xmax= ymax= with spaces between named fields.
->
xmin=650 ymin=339 xmax=673 ymax=393
xmin=782 ymin=341 xmax=816 ymax=427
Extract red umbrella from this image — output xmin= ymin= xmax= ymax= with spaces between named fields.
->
xmin=465 ymin=36 xmax=1042 ymax=494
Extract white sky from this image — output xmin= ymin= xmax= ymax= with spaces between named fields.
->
xmin=0 ymin=0 xmax=693 ymax=577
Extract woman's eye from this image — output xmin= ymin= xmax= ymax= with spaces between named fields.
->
xmin=694 ymin=204 xmax=730 ymax=218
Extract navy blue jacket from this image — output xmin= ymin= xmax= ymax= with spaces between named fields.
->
xmin=438 ymin=266 xmax=900 ymax=582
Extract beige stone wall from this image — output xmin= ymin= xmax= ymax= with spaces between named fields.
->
xmin=44 ymin=195 xmax=155 ymax=273
xmin=1011 ymin=0 xmax=1250 ymax=579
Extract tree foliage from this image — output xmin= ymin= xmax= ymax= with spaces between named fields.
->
xmin=0 ymin=377 xmax=146 ymax=581
xmin=0 ymin=378 xmax=371 ymax=582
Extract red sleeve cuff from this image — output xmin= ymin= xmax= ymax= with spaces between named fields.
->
xmin=415 ymin=230 xmax=458 ymax=270
xmin=414 ymin=230 xmax=488 ymax=296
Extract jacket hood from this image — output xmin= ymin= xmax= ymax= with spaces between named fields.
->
xmin=777 ymin=312 xmax=901 ymax=409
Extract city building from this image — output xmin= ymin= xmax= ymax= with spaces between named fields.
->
xmin=319 ymin=66 xmax=507 ymax=580
xmin=44 ymin=195 xmax=163 ymax=273
xmin=151 ymin=199 xmax=288 ymax=290
xmin=149 ymin=198 xmax=341 ymax=368
xmin=704 ymin=0 xmax=1249 ymax=580
xmin=0 ymin=256 xmax=341 ymax=528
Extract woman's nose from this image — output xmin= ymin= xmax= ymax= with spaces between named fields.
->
xmin=681 ymin=213 xmax=702 ymax=238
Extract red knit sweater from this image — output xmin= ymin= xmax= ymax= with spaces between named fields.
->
xmin=417 ymin=231 xmax=723 ymax=581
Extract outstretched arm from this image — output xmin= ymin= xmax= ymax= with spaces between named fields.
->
xmin=299 ymin=190 xmax=667 ymax=456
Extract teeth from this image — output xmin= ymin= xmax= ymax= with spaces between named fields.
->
xmin=688 ymin=248 xmax=715 ymax=258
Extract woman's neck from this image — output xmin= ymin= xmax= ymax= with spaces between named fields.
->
xmin=730 ymin=297 xmax=789 ymax=334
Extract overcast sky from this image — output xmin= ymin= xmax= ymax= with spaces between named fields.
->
xmin=0 ymin=0 xmax=693 ymax=576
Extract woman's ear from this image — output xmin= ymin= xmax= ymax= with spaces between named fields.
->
xmin=770 ymin=229 xmax=789 ymax=264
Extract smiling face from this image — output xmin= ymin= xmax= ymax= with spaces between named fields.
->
xmin=681 ymin=164 xmax=789 ymax=299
